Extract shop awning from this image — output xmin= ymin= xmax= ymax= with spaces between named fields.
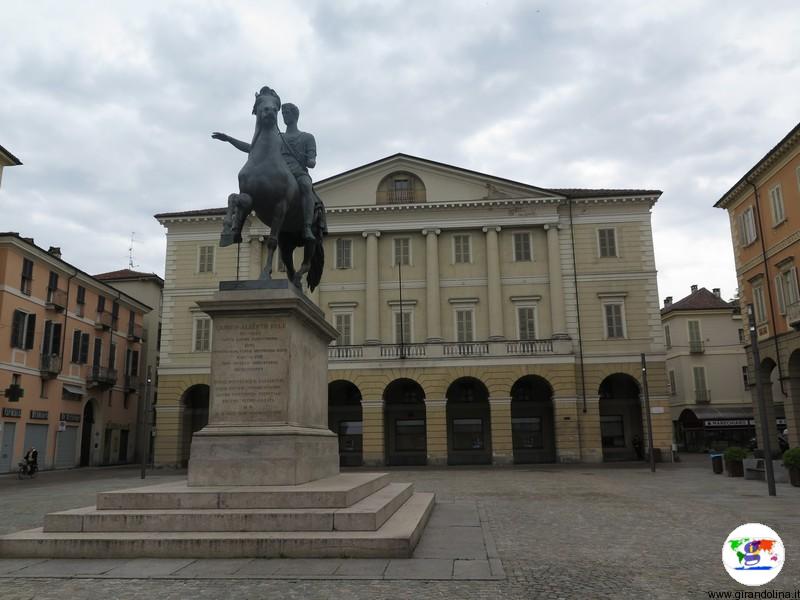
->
xmin=679 ymin=406 xmax=785 ymax=428
xmin=62 ymin=385 xmax=86 ymax=396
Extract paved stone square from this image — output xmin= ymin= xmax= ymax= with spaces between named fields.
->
xmin=1 ymin=458 xmax=799 ymax=599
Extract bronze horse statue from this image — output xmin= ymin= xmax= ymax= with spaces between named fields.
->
xmin=212 ymin=87 xmax=324 ymax=291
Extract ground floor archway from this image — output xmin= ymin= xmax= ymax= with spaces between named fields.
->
xmin=446 ymin=377 xmax=491 ymax=465
xmin=328 ymin=380 xmax=363 ymax=466
xmin=180 ymin=384 xmax=209 ymax=467
xmin=384 ymin=379 xmax=427 ymax=466
xmin=79 ymin=399 xmax=96 ymax=467
xmin=511 ymin=375 xmax=556 ymax=463
xmin=599 ymin=373 xmax=643 ymax=461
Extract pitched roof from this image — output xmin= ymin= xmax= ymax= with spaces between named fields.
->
xmin=94 ymin=269 xmax=164 ymax=285
xmin=714 ymin=120 xmax=800 ymax=208
xmin=154 ymin=207 xmax=226 ymax=219
xmin=550 ymin=188 xmax=662 ymax=199
xmin=661 ymin=287 xmax=736 ymax=315
xmin=0 ymin=143 xmax=22 ymax=165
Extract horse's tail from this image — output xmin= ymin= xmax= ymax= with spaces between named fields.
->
xmin=308 ymin=239 xmax=324 ymax=292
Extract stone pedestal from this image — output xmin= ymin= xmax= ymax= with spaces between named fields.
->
xmin=188 ymin=281 xmax=340 ymax=486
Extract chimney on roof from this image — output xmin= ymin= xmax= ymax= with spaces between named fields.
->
xmin=664 ymin=296 xmax=672 ymax=307
xmin=48 ymin=246 xmax=62 ymax=259
xmin=713 ymin=288 xmax=721 ymax=297
xmin=690 ymin=284 xmax=698 ymax=293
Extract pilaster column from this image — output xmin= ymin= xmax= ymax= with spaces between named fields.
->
xmin=363 ymin=231 xmax=381 ymax=345
xmin=545 ymin=224 xmax=568 ymax=339
xmin=483 ymin=226 xmax=504 ymax=340
xmin=361 ymin=399 xmax=385 ymax=466
xmin=489 ymin=396 xmax=513 ymax=464
xmin=423 ymin=229 xmax=442 ymax=342
xmin=425 ymin=399 xmax=447 ymax=465
xmin=553 ymin=395 xmax=580 ymax=463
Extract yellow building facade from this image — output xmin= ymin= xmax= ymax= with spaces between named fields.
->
xmin=154 ymin=154 xmax=672 ymax=466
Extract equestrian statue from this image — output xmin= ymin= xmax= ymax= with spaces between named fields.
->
xmin=211 ymin=86 xmax=327 ymax=291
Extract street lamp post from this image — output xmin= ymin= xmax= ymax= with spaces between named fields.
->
xmin=747 ymin=304 xmax=776 ymax=497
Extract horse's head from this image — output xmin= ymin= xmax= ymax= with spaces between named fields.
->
xmin=252 ymin=86 xmax=281 ymax=127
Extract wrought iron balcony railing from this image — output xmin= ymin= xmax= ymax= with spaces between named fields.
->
xmin=94 ymin=311 xmax=113 ymax=330
xmin=127 ymin=322 xmax=144 ymax=342
xmin=689 ymin=340 xmax=705 ymax=354
xmin=695 ymin=389 xmax=711 ymax=403
xmin=45 ymin=288 xmax=68 ymax=311
xmin=125 ymin=374 xmax=140 ymax=393
xmin=88 ymin=365 xmax=117 ymax=388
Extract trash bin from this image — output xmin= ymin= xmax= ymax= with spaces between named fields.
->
xmin=710 ymin=453 xmax=723 ymax=474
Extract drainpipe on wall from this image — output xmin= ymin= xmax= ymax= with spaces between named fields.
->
xmin=568 ymin=197 xmax=588 ymax=414
xmin=61 ymin=270 xmax=77 ymax=369
xmin=748 ymin=179 xmax=787 ymax=397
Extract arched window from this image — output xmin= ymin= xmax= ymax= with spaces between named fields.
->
xmin=377 ymin=172 xmax=427 ymax=205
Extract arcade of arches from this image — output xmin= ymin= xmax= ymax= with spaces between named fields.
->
xmin=155 ymin=368 xmax=674 ymax=467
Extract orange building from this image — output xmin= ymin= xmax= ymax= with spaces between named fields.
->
xmin=0 ymin=233 xmax=150 ymax=472
xmin=715 ymin=121 xmax=800 ymax=449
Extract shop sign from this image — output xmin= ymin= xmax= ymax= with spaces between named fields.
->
xmin=705 ymin=419 xmax=753 ymax=427
xmin=30 ymin=410 xmax=49 ymax=420
xmin=59 ymin=413 xmax=81 ymax=423
xmin=2 ymin=408 xmax=22 ymax=418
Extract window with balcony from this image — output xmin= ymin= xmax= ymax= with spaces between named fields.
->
xmin=693 ymin=366 xmax=709 ymax=403
xmin=393 ymin=310 xmax=413 ymax=344
xmin=769 ymin=184 xmax=785 ymax=226
xmin=71 ymin=330 xmax=89 ymax=364
xmin=517 ymin=306 xmax=536 ymax=340
xmin=738 ymin=207 xmax=757 ymax=246
xmin=198 ymin=245 xmax=215 ymax=273
xmin=455 ymin=308 xmax=474 ymax=342
xmin=97 ymin=295 xmax=106 ymax=315
xmin=41 ymin=320 xmax=62 ymax=356
xmin=334 ymin=313 xmax=353 ymax=346
xmin=598 ymin=228 xmax=617 ymax=257
xmin=193 ymin=317 xmax=211 ymax=352
xmin=377 ymin=172 xmax=425 ymax=204
xmin=335 ymin=238 xmax=352 ymax=269
xmin=10 ymin=310 xmax=36 ymax=350
xmin=688 ymin=320 xmax=703 ymax=353
xmin=393 ymin=237 xmax=410 ymax=266
xmin=513 ymin=232 xmax=532 ymax=262
xmin=453 ymin=234 xmax=472 ymax=264
xmin=76 ymin=285 xmax=86 ymax=317
xmin=109 ymin=342 xmax=117 ymax=371
xmin=92 ymin=338 xmax=102 ymax=367
xmin=20 ymin=258 xmax=33 ymax=295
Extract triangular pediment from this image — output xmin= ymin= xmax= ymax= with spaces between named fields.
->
xmin=315 ymin=153 xmax=563 ymax=208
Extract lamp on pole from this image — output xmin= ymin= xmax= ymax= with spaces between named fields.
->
xmin=747 ymin=304 xmax=776 ymax=497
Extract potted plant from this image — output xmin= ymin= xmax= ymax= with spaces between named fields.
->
xmin=783 ymin=447 xmax=800 ymax=487
xmin=724 ymin=446 xmax=748 ymax=477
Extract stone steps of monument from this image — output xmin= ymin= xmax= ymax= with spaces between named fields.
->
xmin=43 ymin=483 xmax=415 ymax=533
xmin=0 ymin=493 xmax=435 ymax=559
xmin=97 ymin=472 xmax=391 ymax=511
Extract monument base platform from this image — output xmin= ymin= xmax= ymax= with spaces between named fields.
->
xmin=0 ymin=473 xmax=435 ymax=559
xmin=188 ymin=425 xmax=339 ymax=486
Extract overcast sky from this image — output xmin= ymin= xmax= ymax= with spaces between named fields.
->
xmin=2 ymin=1 xmax=799 ymax=303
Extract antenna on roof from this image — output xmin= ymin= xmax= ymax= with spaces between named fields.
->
xmin=128 ymin=232 xmax=139 ymax=270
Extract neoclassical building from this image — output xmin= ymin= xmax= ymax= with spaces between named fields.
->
xmin=153 ymin=154 xmax=671 ymax=466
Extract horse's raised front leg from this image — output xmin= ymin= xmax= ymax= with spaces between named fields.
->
xmin=220 ymin=193 xmax=252 ymax=247
xmin=293 ymin=239 xmax=316 ymax=288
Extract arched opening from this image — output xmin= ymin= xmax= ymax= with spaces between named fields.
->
xmin=754 ymin=358 xmax=785 ymax=450
xmin=376 ymin=171 xmax=427 ymax=205
xmin=511 ymin=375 xmax=556 ymax=463
xmin=180 ymin=384 xmax=209 ymax=467
xmin=446 ymin=377 xmax=491 ymax=465
xmin=79 ymin=399 xmax=96 ymax=467
xmin=787 ymin=350 xmax=800 ymax=447
xmin=384 ymin=379 xmax=427 ymax=466
xmin=598 ymin=373 xmax=643 ymax=461
xmin=328 ymin=380 xmax=363 ymax=467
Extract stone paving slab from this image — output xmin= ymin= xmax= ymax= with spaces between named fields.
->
xmin=103 ymin=558 xmax=195 ymax=578
xmin=383 ymin=558 xmax=454 ymax=580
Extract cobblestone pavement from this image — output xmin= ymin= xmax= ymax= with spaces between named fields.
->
xmin=1 ymin=457 xmax=799 ymax=599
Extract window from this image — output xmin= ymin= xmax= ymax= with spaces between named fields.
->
xmin=693 ymin=366 xmax=708 ymax=402
xmin=11 ymin=310 xmax=36 ymax=350
xmin=193 ymin=318 xmax=211 ymax=352
xmin=97 ymin=295 xmax=106 ymax=314
xmin=47 ymin=271 xmax=59 ymax=296
xmin=769 ymin=185 xmax=785 ymax=225
xmin=600 ymin=415 xmax=625 ymax=448
xmin=513 ymin=232 xmax=532 ymax=262
xmin=127 ymin=350 xmax=139 ymax=377
xmin=688 ymin=320 xmax=701 ymax=342
xmin=395 ymin=419 xmax=426 ymax=451
xmin=198 ymin=245 xmax=214 ymax=273
xmin=20 ymin=258 xmax=33 ymax=295
xmin=41 ymin=320 xmax=62 ymax=356
xmin=453 ymin=234 xmax=471 ymax=264
xmin=753 ymin=285 xmax=767 ymax=323
xmin=394 ymin=310 xmax=412 ymax=344
xmin=517 ymin=306 xmax=536 ymax=340
xmin=335 ymin=238 xmax=352 ymax=269
xmin=775 ymin=266 xmax=799 ymax=315
xmin=76 ymin=285 xmax=86 ymax=316
xmin=664 ymin=325 xmax=671 ymax=349
xmin=71 ymin=330 xmax=89 ymax=364
xmin=668 ymin=370 xmax=677 ymax=396
xmin=598 ymin=228 xmax=617 ymax=257
xmin=452 ymin=418 xmax=484 ymax=450
xmin=512 ymin=416 xmax=542 ymax=449
xmin=40 ymin=380 xmax=48 ymax=399
xmin=603 ymin=302 xmax=625 ymax=339
xmin=109 ymin=342 xmax=117 ymax=370
xmin=337 ymin=421 xmax=362 ymax=453
xmin=738 ymin=207 xmax=757 ymax=246
xmin=738 ymin=328 xmax=744 ymax=344
xmin=742 ymin=366 xmax=750 ymax=390
xmin=92 ymin=338 xmax=102 ymax=366
xmin=393 ymin=237 xmax=410 ymax=266
xmin=455 ymin=308 xmax=474 ymax=342
xmin=392 ymin=177 xmax=412 ymax=203
xmin=334 ymin=313 xmax=352 ymax=346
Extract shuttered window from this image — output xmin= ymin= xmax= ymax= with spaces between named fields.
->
xmin=517 ymin=307 xmax=536 ymax=340
xmin=334 ymin=313 xmax=352 ymax=346
xmin=394 ymin=311 xmax=412 ymax=344
xmin=198 ymin=245 xmax=215 ymax=273
xmin=393 ymin=238 xmax=410 ymax=266
xmin=513 ymin=232 xmax=532 ymax=262
xmin=454 ymin=235 xmax=471 ymax=264
xmin=11 ymin=310 xmax=36 ymax=350
xmin=598 ymin=228 xmax=617 ymax=257
xmin=335 ymin=239 xmax=352 ymax=269
xmin=194 ymin=318 xmax=211 ymax=352
xmin=604 ymin=303 xmax=625 ymax=339
xmin=455 ymin=309 xmax=474 ymax=342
